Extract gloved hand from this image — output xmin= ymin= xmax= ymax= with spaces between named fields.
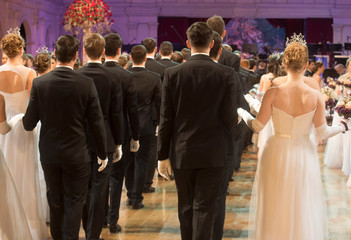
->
xmin=155 ymin=125 xmax=159 ymax=136
xmin=158 ymin=159 xmax=172 ymax=181
xmin=8 ymin=113 xmax=25 ymax=129
xmin=244 ymin=94 xmax=261 ymax=114
xmin=97 ymin=157 xmax=108 ymax=172
xmin=112 ymin=145 xmax=123 ymax=163
xmin=130 ymin=139 xmax=140 ymax=152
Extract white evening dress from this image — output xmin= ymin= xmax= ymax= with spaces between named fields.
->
xmin=0 ymin=64 xmax=48 ymax=239
xmin=0 ymin=146 xmax=32 ymax=240
xmin=248 ymin=106 xmax=328 ymax=240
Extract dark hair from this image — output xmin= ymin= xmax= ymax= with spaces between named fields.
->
xmin=267 ymin=54 xmax=282 ymax=77
xmin=171 ymin=51 xmax=184 ymax=63
xmin=181 ymin=48 xmax=191 ymax=61
xmin=131 ymin=45 xmax=147 ymax=65
xmin=118 ymin=54 xmax=129 ymax=68
xmin=249 ymin=59 xmax=256 ymax=69
xmin=83 ymin=33 xmax=105 ymax=60
xmin=312 ymin=61 xmax=324 ymax=73
xmin=104 ymin=33 xmax=122 ymax=57
xmin=207 ymin=15 xmax=225 ymax=37
xmin=33 ymin=52 xmax=51 ymax=74
xmin=159 ymin=41 xmax=173 ymax=56
xmin=142 ymin=38 xmax=157 ymax=54
xmin=209 ymin=31 xmax=222 ymax=59
xmin=55 ymin=35 xmax=79 ymax=63
xmin=22 ymin=53 xmax=34 ymax=67
xmin=74 ymin=57 xmax=81 ymax=70
xmin=186 ymin=22 xmax=213 ymax=50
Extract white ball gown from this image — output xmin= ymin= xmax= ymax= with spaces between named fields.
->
xmin=0 ymin=64 xmax=48 ymax=239
xmin=0 ymin=146 xmax=32 ymax=240
xmin=248 ymin=106 xmax=328 ymax=240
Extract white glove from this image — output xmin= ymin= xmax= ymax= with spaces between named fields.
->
xmin=155 ymin=125 xmax=159 ymax=136
xmin=237 ymin=108 xmax=264 ymax=132
xmin=158 ymin=159 xmax=172 ymax=181
xmin=130 ymin=139 xmax=140 ymax=152
xmin=315 ymin=120 xmax=349 ymax=140
xmin=244 ymin=94 xmax=261 ymax=114
xmin=97 ymin=157 xmax=108 ymax=172
xmin=112 ymin=145 xmax=123 ymax=163
xmin=0 ymin=113 xmax=25 ymax=135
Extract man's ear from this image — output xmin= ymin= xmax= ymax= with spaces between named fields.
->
xmin=186 ymin=40 xmax=191 ymax=49
xmin=221 ymin=29 xmax=226 ymax=39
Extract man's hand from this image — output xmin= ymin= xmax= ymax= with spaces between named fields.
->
xmin=155 ymin=125 xmax=159 ymax=136
xmin=130 ymin=139 xmax=140 ymax=152
xmin=113 ymin=145 xmax=123 ymax=163
xmin=97 ymin=157 xmax=108 ymax=172
xmin=158 ymin=159 xmax=172 ymax=181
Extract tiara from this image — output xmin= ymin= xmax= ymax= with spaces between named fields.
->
xmin=270 ymin=52 xmax=283 ymax=58
xmin=36 ymin=46 xmax=49 ymax=54
xmin=286 ymin=33 xmax=307 ymax=47
xmin=7 ymin=27 xmax=20 ymax=35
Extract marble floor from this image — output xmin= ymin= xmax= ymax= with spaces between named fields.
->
xmin=80 ymin=144 xmax=351 ymax=240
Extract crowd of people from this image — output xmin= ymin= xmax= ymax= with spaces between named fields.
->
xmin=0 ymin=14 xmax=350 ymax=240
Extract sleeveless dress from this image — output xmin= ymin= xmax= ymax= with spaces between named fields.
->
xmin=248 ymin=106 xmax=328 ymax=240
xmin=0 ymin=64 xmax=48 ymax=239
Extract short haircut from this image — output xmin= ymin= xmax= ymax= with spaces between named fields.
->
xmin=83 ymin=33 xmax=105 ymax=60
xmin=222 ymin=44 xmax=232 ymax=52
xmin=104 ymin=33 xmax=122 ymax=57
xmin=186 ymin=22 xmax=213 ymax=50
xmin=181 ymin=48 xmax=191 ymax=61
xmin=207 ymin=15 xmax=225 ymax=37
xmin=131 ymin=45 xmax=147 ymax=65
xmin=22 ymin=53 xmax=34 ymax=61
xmin=171 ymin=51 xmax=184 ymax=63
xmin=249 ymin=59 xmax=256 ymax=69
xmin=241 ymin=59 xmax=250 ymax=69
xmin=160 ymin=41 xmax=173 ymax=56
xmin=55 ymin=35 xmax=79 ymax=63
xmin=142 ymin=38 xmax=157 ymax=54
xmin=209 ymin=31 xmax=222 ymax=59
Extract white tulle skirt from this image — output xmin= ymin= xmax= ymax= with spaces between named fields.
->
xmin=324 ymin=113 xmax=343 ymax=169
xmin=248 ymin=135 xmax=328 ymax=240
xmin=0 ymin=149 xmax=32 ymax=240
xmin=257 ymin=119 xmax=272 ymax=160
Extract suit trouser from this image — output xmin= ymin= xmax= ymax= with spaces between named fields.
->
xmin=173 ymin=167 xmax=225 ymax=240
xmin=42 ymin=162 xmax=91 ymax=240
xmin=82 ymin=153 xmax=112 ymax=240
xmin=109 ymin=140 xmax=130 ymax=224
xmin=144 ymin=131 xmax=157 ymax=189
xmin=125 ymin=135 xmax=152 ymax=203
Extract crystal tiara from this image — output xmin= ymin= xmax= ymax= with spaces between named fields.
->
xmin=286 ymin=33 xmax=307 ymax=47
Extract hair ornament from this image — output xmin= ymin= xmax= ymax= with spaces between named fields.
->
xmin=286 ymin=33 xmax=307 ymax=47
xmin=7 ymin=27 xmax=21 ymax=35
xmin=36 ymin=46 xmax=49 ymax=54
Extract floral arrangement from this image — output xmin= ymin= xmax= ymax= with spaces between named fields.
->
xmin=326 ymin=77 xmax=337 ymax=89
xmin=335 ymin=97 xmax=351 ymax=119
xmin=322 ymin=86 xmax=337 ymax=108
xmin=337 ymin=74 xmax=351 ymax=88
xmin=62 ymin=0 xmax=114 ymax=35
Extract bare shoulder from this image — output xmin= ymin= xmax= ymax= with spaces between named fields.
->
xmin=302 ymin=76 xmax=319 ymax=90
xmin=272 ymin=76 xmax=286 ymax=86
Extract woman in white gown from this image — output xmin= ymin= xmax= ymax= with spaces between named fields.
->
xmin=238 ymin=35 xmax=348 ymax=239
xmin=0 ymin=33 xmax=47 ymax=239
xmin=0 ymin=94 xmax=32 ymax=240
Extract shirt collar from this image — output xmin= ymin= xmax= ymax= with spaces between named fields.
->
xmin=161 ymin=57 xmax=171 ymax=60
xmin=132 ymin=65 xmax=145 ymax=68
xmin=147 ymin=56 xmax=154 ymax=59
xmin=104 ymin=59 xmax=118 ymax=63
xmin=191 ymin=53 xmax=209 ymax=56
xmin=56 ymin=65 xmax=73 ymax=70
xmin=87 ymin=60 xmax=102 ymax=64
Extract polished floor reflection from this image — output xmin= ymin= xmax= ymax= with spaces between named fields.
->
xmin=86 ymin=144 xmax=351 ymax=240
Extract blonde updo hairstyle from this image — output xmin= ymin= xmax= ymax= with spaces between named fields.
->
xmin=33 ymin=53 xmax=51 ymax=74
xmin=0 ymin=33 xmax=25 ymax=58
xmin=283 ymin=42 xmax=308 ymax=72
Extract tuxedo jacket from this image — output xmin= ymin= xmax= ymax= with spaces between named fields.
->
xmin=145 ymin=58 xmax=167 ymax=80
xmin=219 ymin=48 xmax=240 ymax=72
xmin=77 ymin=63 xmax=123 ymax=153
xmin=304 ymin=70 xmax=313 ymax=77
xmin=103 ymin=61 xmax=139 ymax=141
xmin=129 ymin=67 xmax=162 ymax=137
xmin=238 ymin=67 xmax=259 ymax=93
xmin=23 ymin=67 xmax=107 ymax=164
xmin=158 ymin=54 xmax=239 ymax=169
xmin=158 ymin=58 xmax=179 ymax=68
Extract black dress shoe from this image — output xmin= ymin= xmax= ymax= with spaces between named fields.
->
xmin=132 ymin=202 xmax=144 ymax=209
xmin=143 ymin=186 xmax=155 ymax=193
xmin=109 ymin=223 xmax=122 ymax=233
xmin=126 ymin=199 xmax=133 ymax=206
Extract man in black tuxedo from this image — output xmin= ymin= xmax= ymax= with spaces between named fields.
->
xmin=207 ymin=15 xmax=240 ymax=72
xmin=142 ymin=37 xmax=167 ymax=193
xmin=77 ymin=33 xmax=123 ymax=240
xmin=22 ymin=35 xmax=107 ymax=240
xmin=125 ymin=45 xmax=161 ymax=209
xmin=143 ymin=37 xmax=167 ymax=80
xmin=158 ymin=41 xmax=179 ymax=68
xmin=158 ymin=22 xmax=238 ymax=240
xmin=304 ymin=59 xmax=315 ymax=77
xmin=103 ymin=33 xmax=140 ymax=233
